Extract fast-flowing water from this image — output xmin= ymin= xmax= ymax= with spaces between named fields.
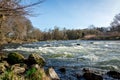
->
xmin=3 ymin=40 xmax=120 ymax=80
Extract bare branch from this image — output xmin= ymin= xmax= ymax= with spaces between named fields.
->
xmin=0 ymin=0 xmax=44 ymax=17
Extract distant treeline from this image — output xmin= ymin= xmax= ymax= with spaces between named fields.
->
xmin=41 ymin=26 xmax=120 ymax=40
xmin=0 ymin=13 xmax=120 ymax=44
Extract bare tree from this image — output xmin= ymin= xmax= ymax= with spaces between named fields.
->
xmin=110 ymin=13 xmax=120 ymax=32
xmin=0 ymin=0 xmax=44 ymax=17
xmin=0 ymin=0 xmax=44 ymax=41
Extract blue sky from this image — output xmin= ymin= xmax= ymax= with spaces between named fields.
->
xmin=28 ymin=0 xmax=120 ymax=31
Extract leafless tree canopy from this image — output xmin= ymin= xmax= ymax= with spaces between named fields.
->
xmin=0 ymin=0 xmax=44 ymax=17
xmin=0 ymin=0 xmax=44 ymax=42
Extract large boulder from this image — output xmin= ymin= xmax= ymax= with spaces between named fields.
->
xmin=7 ymin=52 xmax=25 ymax=64
xmin=83 ymin=72 xmax=103 ymax=80
xmin=107 ymin=71 xmax=120 ymax=79
xmin=27 ymin=53 xmax=45 ymax=67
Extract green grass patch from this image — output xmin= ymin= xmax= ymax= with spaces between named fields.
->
xmin=26 ymin=67 xmax=42 ymax=80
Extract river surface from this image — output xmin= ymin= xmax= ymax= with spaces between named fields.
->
xmin=3 ymin=40 xmax=120 ymax=80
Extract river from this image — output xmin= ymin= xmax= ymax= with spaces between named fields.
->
xmin=3 ymin=40 xmax=120 ymax=80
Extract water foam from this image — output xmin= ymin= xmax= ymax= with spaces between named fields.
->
xmin=82 ymin=54 xmax=99 ymax=62
xmin=3 ymin=40 xmax=120 ymax=72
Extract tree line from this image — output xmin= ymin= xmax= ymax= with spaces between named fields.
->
xmin=0 ymin=12 xmax=120 ymax=44
xmin=31 ymin=12 xmax=120 ymax=41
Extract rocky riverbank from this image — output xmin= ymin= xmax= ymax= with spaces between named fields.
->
xmin=0 ymin=52 xmax=60 ymax=80
xmin=0 ymin=52 xmax=120 ymax=80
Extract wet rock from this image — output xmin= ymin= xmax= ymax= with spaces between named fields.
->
xmin=59 ymin=67 xmax=66 ymax=73
xmin=76 ymin=73 xmax=82 ymax=79
xmin=82 ymin=68 xmax=102 ymax=75
xmin=82 ymin=68 xmax=90 ymax=73
xmin=0 ymin=63 xmax=6 ymax=74
xmin=76 ymin=43 xmax=80 ymax=45
xmin=28 ymin=53 xmax=45 ymax=67
xmin=7 ymin=52 xmax=25 ymax=64
xmin=47 ymin=67 xmax=60 ymax=80
xmin=107 ymin=71 xmax=120 ymax=79
xmin=83 ymin=72 xmax=103 ymax=80
xmin=90 ymin=42 xmax=94 ymax=44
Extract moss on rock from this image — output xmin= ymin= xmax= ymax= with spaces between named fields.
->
xmin=7 ymin=52 xmax=25 ymax=64
xmin=28 ymin=53 xmax=46 ymax=67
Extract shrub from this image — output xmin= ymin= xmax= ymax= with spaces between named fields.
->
xmin=26 ymin=67 xmax=42 ymax=80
